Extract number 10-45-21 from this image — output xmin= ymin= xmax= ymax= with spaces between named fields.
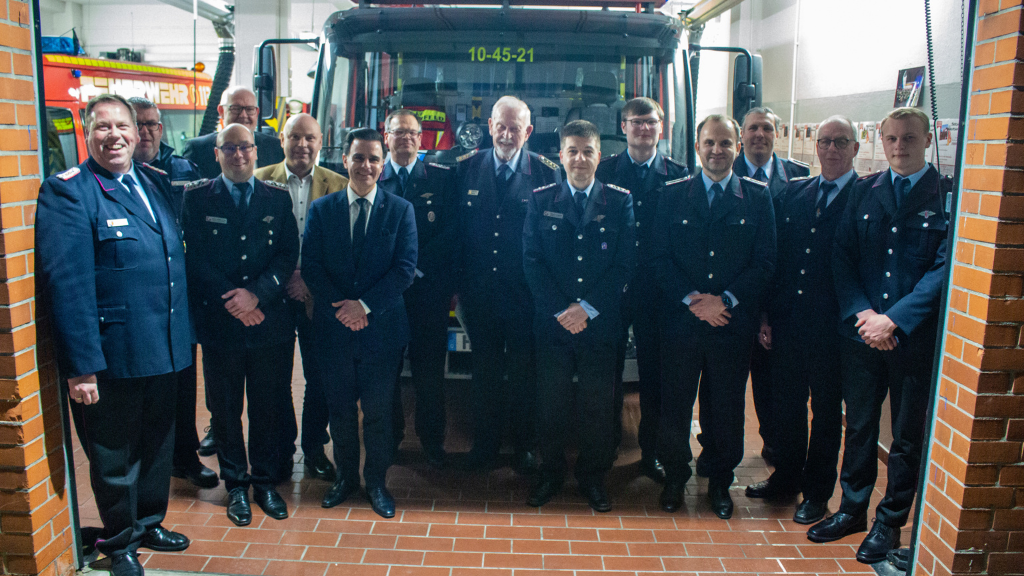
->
xmin=469 ymin=47 xmax=534 ymax=62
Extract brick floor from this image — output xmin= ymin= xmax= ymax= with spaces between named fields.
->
xmin=71 ymin=348 xmax=893 ymax=576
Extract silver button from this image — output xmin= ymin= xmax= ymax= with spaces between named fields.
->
xmin=708 ymin=274 xmax=713 ymax=279
xmin=682 ymin=220 xmax=688 ymax=224
xmin=493 ymin=267 xmax=497 ymax=271
xmin=427 ymin=200 xmax=432 ymax=205
xmin=740 ymin=219 xmax=745 ymax=224
xmin=496 ymin=214 xmax=500 ymax=219
xmin=637 ymin=201 xmax=642 ymax=206
xmin=168 ymin=257 xmax=172 ymax=262
xmin=241 ymin=235 xmax=247 ymax=241
xmin=171 ymin=282 xmax=175 ymax=287
xmin=212 ymin=229 xmax=218 ymax=235
xmin=269 ymin=240 xmax=273 ymax=245
xmin=923 ymin=222 xmax=929 ymax=228
xmin=810 ymin=228 xmax=816 ymax=234
xmin=243 ymin=276 xmax=249 ymax=281
xmin=116 ymin=231 xmax=123 ymax=237
xmin=709 ymin=251 xmax=714 ymax=257
xmin=467 ymin=201 xmax=472 ymax=206
xmin=883 ymin=293 xmax=889 ymax=299
xmin=600 ymin=227 xmax=605 ymax=233
xmin=891 ymin=227 xmax=897 ymax=233
xmin=800 ymin=269 xmax=805 ymax=275
xmin=577 ymin=256 xmax=583 ymax=261
xmin=888 ymin=249 xmax=894 ymax=254
xmin=805 ymin=248 xmax=811 ymax=254
xmin=241 ymin=254 xmax=247 ymax=260
xmin=786 ymin=217 xmax=790 ymax=223
xmin=494 ymin=232 xmax=499 ymax=237
xmin=578 ymin=278 xmax=583 ymax=282
xmin=797 ymin=290 xmax=803 ymax=295
xmin=576 ymin=298 xmax=581 ymax=302
xmin=170 ymin=308 xmax=174 ymax=313
xmin=578 ymin=234 xmax=584 ymax=240
xmin=552 ymin=225 xmax=558 ymax=230
xmin=269 ymin=230 xmax=273 ymax=235
xmin=636 ymin=241 xmax=640 ymax=246
xmin=886 ymin=272 xmax=891 ymax=277
xmin=99 ymin=317 xmax=104 ymax=322
xmin=493 ymin=250 xmax=498 ymax=254
xmin=863 ymin=214 xmax=869 ymax=219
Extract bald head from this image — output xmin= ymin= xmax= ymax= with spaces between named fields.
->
xmin=219 ymin=86 xmax=259 ymax=131
xmin=280 ymin=113 xmax=323 ymax=177
xmin=216 ymin=123 xmax=256 ymax=183
xmin=489 ymin=96 xmax=533 ymax=162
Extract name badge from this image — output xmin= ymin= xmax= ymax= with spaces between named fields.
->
xmin=106 ymin=218 xmax=129 ymax=227
xmin=543 ymin=211 xmax=563 ymax=219
xmin=468 ymin=189 xmax=479 ymax=196
xmin=206 ymin=216 xmax=228 ymax=224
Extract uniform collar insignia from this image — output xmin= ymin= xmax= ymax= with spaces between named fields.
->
xmin=919 ymin=210 xmax=936 ymax=218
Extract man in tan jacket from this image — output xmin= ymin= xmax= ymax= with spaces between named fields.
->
xmin=255 ymin=113 xmax=347 ymax=482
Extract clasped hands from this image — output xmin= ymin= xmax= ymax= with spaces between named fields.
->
xmin=557 ymin=303 xmax=589 ymax=334
xmin=333 ymin=299 xmax=368 ymax=331
xmin=855 ymin=309 xmax=898 ymax=350
xmin=688 ymin=293 xmax=731 ymax=327
xmin=222 ymin=288 xmax=264 ymax=326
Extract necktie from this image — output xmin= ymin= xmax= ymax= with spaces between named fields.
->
xmin=352 ymin=197 xmax=368 ymax=263
xmin=894 ymin=176 xmax=910 ymax=209
xmin=495 ymin=163 xmax=513 ymax=204
xmin=232 ymin=182 xmax=251 ymax=208
xmin=397 ymin=166 xmax=409 ymax=194
xmin=574 ymin=190 xmax=587 ymax=219
xmin=817 ymin=182 xmax=837 ymax=219
xmin=710 ymin=182 xmax=724 ymax=208
xmin=498 ymin=164 xmax=512 ymax=181
xmin=121 ymin=174 xmax=154 ymax=222
xmin=635 ymin=162 xmax=649 ymax=183
xmin=753 ymin=167 xmax=768 ymax=183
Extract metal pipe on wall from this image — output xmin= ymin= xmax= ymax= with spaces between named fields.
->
xmin=786 ymin=0 xmax=801 ymax=158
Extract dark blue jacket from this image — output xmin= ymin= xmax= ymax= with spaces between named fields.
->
xmin=181 ymin=177 xmax=299 ymax=350
xmin=833 ymin=166 xmax=951 ymax=341
xmin=301 ymin=188 xmax=417 ymax=357
xmin=35 ymin=158 xmax=192 ymax=379
xmin=524 ymin=180 xmax=636 ymax=343
xmin=733 ymin=153 xmax=810 ymax=207
xmin=455 ymin=148 xmax=561 ymax=313
xmin=149 ymin=141 xmax=200 ymax=222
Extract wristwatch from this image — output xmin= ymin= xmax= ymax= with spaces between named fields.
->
xmin=721 ymin=294 xmax=734 ymax=310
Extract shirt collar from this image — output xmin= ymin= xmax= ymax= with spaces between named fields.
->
xmin=220 ymin=173 xmax=256 ymax=191
xmin=626 ymin=150 xmax=656 ymax=169
xmin=493 ymin=148 xmax=522 ymax=174
xmin=701 ymin=170 xmax=733 ymax=193
xmin=889 ymin=164 xmax=931 ymax=190
xmin=117 ymin=162 xmax=141 ymax=187
xmin=744 ymin=154 xmax=773 ymax=180
xmin=347 ymin=185 xmax=377 ymax=207
xmin=389 ymin=155 xmax=417 ymax=176
xmin=821 ymin=168 xmax=856 ymax=192
xmin=284 ymin=164 xmax=313 ymax=184
xmin=568 ymin=179 xmax=596 ymax=198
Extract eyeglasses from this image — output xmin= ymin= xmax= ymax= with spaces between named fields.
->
xmin=388 ymin=129 xmax=422 ymax=138
xmin=228 ymin=105 xmax=259 ymax=116
xmin=136 ymin=121 xmax=162 ymax=131
xmin=217 ymin=143 xmax=255 ymax=155
xmin=817 ymin=137 xmax=852 ymax=150
xmin=627 ymin=119 xmax=662 ymax=128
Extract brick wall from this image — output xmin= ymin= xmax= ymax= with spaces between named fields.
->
xmin=915 ymin=1 xmax=1024 ymax=575
xmin=0 ymin=1 xmax=76 ymax=575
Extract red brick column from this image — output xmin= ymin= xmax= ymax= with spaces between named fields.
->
xmin=915 ymin=2 xmax=1024 ymax=575
xmin=0 ymin=1 xmax=76 ymax=575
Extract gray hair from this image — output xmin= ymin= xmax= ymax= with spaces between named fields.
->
xmin=84 ymin=94 xmax=136 ymax=133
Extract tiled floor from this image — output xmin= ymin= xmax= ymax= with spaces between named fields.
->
xmin=71 ymin=349 xmax=892 ymax=576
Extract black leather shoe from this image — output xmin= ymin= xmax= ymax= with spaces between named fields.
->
xmin=639 ymin=456 xmax=666 ymax=484
xmin=366 ymin=485 xmax=396 ymax=518
xmin=579 ymin=483 xmax=611 ymax=513
xmin=322 ymin=478 xmax=359 ymax=508
xmin=304 ymin=452 xmax=337 ymax=482
xmin=527 ymin=480 xmax=562 ymax=507
xmin=252 ymin=487 xmax=288 ymax=519
xmin=793 ymin=499 xmax=829 ymax=525
xmin=109 ymin=552 xmax=144 ymax=576
xmin=806 ymin=512 xmax=868 ymax=543
xmin=140 ymin=526 xmax=190 ymax=552
xmin=198 ymin=426 xmax=217 ymax=457
xmin=708 ymin=484 xmax=733 ymax=519
xmin=172 ymin=462 xmax=219 ymax=489
xmin=226 ymin=487 xmax=251 ymax=526
xmin=423 ymin=444 xmax=446 ymax=469
xmin=856 ymin=520 xmax=901 ymax=564
xmin=513 ymin=450 xmax=539 ymax=475
xmin=745 ymin=479 xmax=800 ymax=500
xmin=659 ymin=482 xmax=684 ymax=513
xmin=694 ymin=453 xmax=711 ymax=477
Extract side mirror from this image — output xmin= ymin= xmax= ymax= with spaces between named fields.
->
xmin=254 ymin=44 xmax=277 ymax=124
xmin=732 ymin=53 xmax=762 ymax=123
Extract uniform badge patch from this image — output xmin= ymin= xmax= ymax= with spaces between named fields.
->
xmin=263 ymin=180 xmax=288 ymax=191
xmin=427 ymin=211 xmax=436 ymax=222
xmin=184 ymin=179 xmax=211 ymax=192
xmin=106 ymin=218 xmax=129 ymax=227
xmin=263 ymin=216 xmax=275 ymax=223
xmin=601 ymin=242 xmax=608 ymax=250
xmin=428 ymin=162 xmax=451 ymax=170
xmin=605 ymin=183 xmax=630 ymax=194
xmin=141 ymin=162 xmax=167 ymax=176
xmin=539 ymin=156 xmax=560 ymax=171
xmin=919 ymin=210 xmax=936 ymax=218
xmin=543 ymin=211 xmax=563 ymax=219
xmin=206 ymin=216 xmax=228 ymax=224
xmin=420 ymin=192 xmax=434 ymax=199
xmin=468 ymin=190 xmax=479 ymax=196
xmin=56 ymin=166 xmax=80 ymax=181
xmin=594 ymin=214 xmax=605 ymax=222
xmin=533 ymin=182 xmax=557 ymax=193
xmin=457 ymin=149 xmax=479 ymax=162
xmin=664 ymin=177 xmax=689 ymax=187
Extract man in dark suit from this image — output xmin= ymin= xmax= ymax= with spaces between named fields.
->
xmin=379 ymin=110 xmax=458 ymax=467
xmin=36 ymin=94 xmax=192 ymax=576
xmin=456 ymin=96 xmax=561 ymax=473
xmin=745 ymin=116 xmax=859 ymax=525
xmin=651 ymin=114 xmax=776 ymax=519
xmin=182 ymin=86 xmax=285 ymax=179
xmin=181 ymin=124 xmax=300 ymax=526
xmin=301 ymin=128 xmax=417 ymax=519
xmin=524 ymin=120 xmax=635 ymax=512
xmin=726 ymin=107 xmax=810 ymax=469
xmin=595 ymin=97 xmax=687 ymax=484
xmin=254 ymin=113 xmax=349 ymax=483
xmin=808 ymin=107 xmax=950 ymax=564
xmin=127 ymin=96 xmax=218 ymax=490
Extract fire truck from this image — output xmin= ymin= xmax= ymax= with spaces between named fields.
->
xmin=42 ymin=53 xmax=213 ymax=177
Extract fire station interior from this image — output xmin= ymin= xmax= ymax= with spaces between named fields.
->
xmin=33 ymin=0 xmax=973 ymax=575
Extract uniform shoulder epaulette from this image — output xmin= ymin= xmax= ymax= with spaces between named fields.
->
xmin=533 ymin=182 xmax=558 ymax=193
xmin=55 ymin=166 xmax=80 ymax=181
xmin=857 ymin=171 xmax=885 ymax=181
xmin=427 ymin=162 xmax=451 ymax=170
xmin=456 ymin=149 xmax=479 ymax=162
xmin=139 ymin=162 xmax=167 ymax=176
xmin=538 ymin=155 xmax=560 ymax=171
xmin=741 ymin=176 xmax=768 ymax=187
xmin=605 ymin=183 xmax=630 ymax=194
xmin=786 ymin=158 xmax=810 ymax=168
xmin=789 ymin=175 xmax=814 ymax=182
xmin=663 ymin=176 xmax=691 ymax=187
xmin=262 ymin=179 xmax=288 ymax=191
xmin=183 ymin=178 xmax=212 ymax=192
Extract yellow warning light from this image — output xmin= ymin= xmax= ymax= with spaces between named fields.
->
xmin=194 ymin=62 xmax=206 ymax=73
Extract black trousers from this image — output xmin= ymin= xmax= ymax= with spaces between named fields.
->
xmin=80 ymin=372 xmax=177 ymax=557
xmin=537 ymin=332 xmax=618 ymax=486
xmin=659 ymin=322 xmax=754 ymax=487
xmin=322 ymin=349 xmax=402 ymax=487
xmin=614 ymin=268 xmax=663 ymax=458
xmin=838 ymin=335 xmax=935 ymax=527
xmin=393 ymin=279 xmax=452 ymax=449
xmin=202 ymin=340 xmax=295 ymax=491
xmin=749 ymin=338 xmax=774 ymax=452
xmin=172 ymin=344 xmax=202 ymax=469
xmin=767 ymin=331 xmax=843 ymax=502
xmin=462 ymin=303 xmax=537 ymax=457
xmin=296 ymin=304 xmax=330 ymax=458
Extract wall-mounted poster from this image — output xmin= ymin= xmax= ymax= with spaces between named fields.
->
xmin=894 ymin=66 xmax=926 ymax=107
xmin=856 ymin=121 xmax=875 ymax=174
xmin=935 ymin=119 xmax=959 ymax=177
xmin=873 ymin=121 xmax=890 ymax=172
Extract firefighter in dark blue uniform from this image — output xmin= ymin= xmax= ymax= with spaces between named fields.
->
xmin=181 ymin=124 xmax=300 ymax=527
xmin=808 ymin=108 xmax=951 ymax=564
xmin=744 ymin=116 xmax=860 ymax=526
xmin=456 ymin=96 xmax=561 ymax=472
xmin=651 ymin=115 xmax=776 ymax=520
xmin=524 ymin=120 xmax=635 ymax=512
xmin=380 ymin=110 xmax=458 ymax=467
xmin=36 ymin=94 xmax=193 ymax=576
xmin=595 ymin=97 xmax=687 ymax=483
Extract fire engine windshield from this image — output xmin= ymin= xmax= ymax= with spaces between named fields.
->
xmin=317 ymin=47 xmax=675 ymax=166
